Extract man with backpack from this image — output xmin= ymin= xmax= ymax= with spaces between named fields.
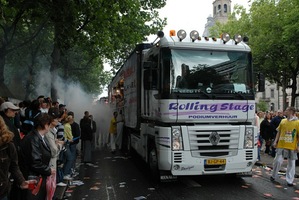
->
xmin=22 ymin=100 xmax=41 ymax=135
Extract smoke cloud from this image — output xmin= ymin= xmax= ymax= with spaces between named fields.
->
xmin=35 ymin=68 xmax=113 ymax=148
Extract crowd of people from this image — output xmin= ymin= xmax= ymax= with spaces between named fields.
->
xmin=256 ymin=107 xmax=299 ymax=187
xmin=2 ymin=93 xmax=299 ymax=199
xmin=257 ymin=109 xmax=285 ymax=160
xmin=0 ymin=96 xmax=98 ymax=200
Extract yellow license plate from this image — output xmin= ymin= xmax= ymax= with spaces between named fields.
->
xmin=205 ymin=159 xmax=226 ymax=165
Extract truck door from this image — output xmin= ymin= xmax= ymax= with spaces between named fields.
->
xmin=142 ymin=61 xmax=158 ymax=118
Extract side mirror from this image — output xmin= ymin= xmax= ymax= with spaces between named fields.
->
xmin=143 ymin=61 xmax=152 ymax=69
xmin=258 ymin=73 xmax=265 ymax=92
xmin=144 ymin=69 xmax=151 ymax=90
xmin=143 ymin=69 xmax=158 ymax=90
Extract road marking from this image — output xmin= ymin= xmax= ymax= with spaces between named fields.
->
xmin=106 ymin=176 xmax=117 ymax=200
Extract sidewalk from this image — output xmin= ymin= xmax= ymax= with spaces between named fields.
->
xmin=255 ymin=151 xmax=299 ymax=178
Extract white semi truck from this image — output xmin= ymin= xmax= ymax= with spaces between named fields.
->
xmin=108 ymin=30 xmax=262 ymax=180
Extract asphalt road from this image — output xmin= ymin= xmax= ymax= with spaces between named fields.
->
xmin=64 ymin=148 xmax=299 ymax=200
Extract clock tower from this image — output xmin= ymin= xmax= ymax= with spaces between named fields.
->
xmin=203 ymin=0 xmax=232 ymax=37
xmin=213 ymin=0 xmax=232 ymax=24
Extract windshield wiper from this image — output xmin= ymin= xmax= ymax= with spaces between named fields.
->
xmin=199 ymin=90 xmax=212 ymax=99
xmin=235 ymin=92 xmax=246 ymax=100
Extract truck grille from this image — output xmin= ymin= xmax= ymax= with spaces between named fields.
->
xmin=188 ymin=126 xmax=240 ymax=157
xmin=245 ymin=150 xmax=253 ymax=160
xmin=173 ymin=152 xmax=183 ymax=163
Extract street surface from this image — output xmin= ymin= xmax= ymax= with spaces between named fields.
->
xmin=64 ymin=148 xmax=299 ymax=200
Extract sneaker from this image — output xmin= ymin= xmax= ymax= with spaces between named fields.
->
xmin=86 ymin=163 xmax=94 ymax=167
xmin=270 ymin=176 xmax=275 ymax=182
xmin=70 ymin=180 xmax=84 ymax=186
xmin=57 ymin=182 xmax=67 ymax=187
xmin=72 ymin=172 xmax=79 ymax=177
xmin=63 ymin=175 xmax=73 ymax=181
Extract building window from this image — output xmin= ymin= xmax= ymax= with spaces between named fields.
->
xmin=224 ymin=4 xmax=227 ymax=13
xmin=214 ymin=6 xmax=216 ymax=15
xmin=218 ymin=5 xmax=221 ymax=11
xmin=270 ymin=103 xmax=274 ymax=111
xmin=270 ymin=89 xmax=274 ymax=98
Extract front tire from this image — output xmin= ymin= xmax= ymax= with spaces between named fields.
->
xmin=148 ymin=147 xmax=160 ymax=182
xmin=122 ymin=127 xmax=132 ymax=155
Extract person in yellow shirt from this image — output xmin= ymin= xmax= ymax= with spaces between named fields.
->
xmin=109 ymin=111 xmax=118 ymax=153
xmin=271 ymin=107 xmax=299 ymax=186
xmin=62 ymin=115 xmax=74 ymax=179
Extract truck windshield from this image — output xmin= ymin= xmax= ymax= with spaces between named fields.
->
xmin=162 ymin=48 xmax=254 ymax=96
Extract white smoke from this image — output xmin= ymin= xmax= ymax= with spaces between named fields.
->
xmin=35 ymin=68 xmax=113 ymax=149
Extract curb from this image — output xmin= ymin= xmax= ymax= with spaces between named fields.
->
xmin=254 ymin=162 xmax=299 ymax=178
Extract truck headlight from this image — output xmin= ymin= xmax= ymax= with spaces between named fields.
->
xmin=244 ymin=127 xmax=254 ymax=149
xmin=190 ymin=30 xmax=199 ymax=41
xmin=177 ymin=30 xmax=186 ymax=41
xmin=172 ymin=127 xmax=183 ymax=150
xmin=221 ymin=33 xmax=230 ymax=43
xmin=234 ymin=34 xmax=243 ymax=44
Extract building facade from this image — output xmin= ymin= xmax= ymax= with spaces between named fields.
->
xmin=255 ymin=81 xmax=299 ymax=111
xmin=255 ymin=81 xmax=283 ymax=111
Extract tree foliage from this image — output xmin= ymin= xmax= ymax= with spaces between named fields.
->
xmin=0 ymin=0 xmax=167 ymax=100
xmin=210 ymin=0 xmax=299 ymax=108
xmin=256 ymin=100 xmax=268 ymax=112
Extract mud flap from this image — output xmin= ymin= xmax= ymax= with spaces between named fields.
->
xmin=159 ymin=171 xmax=178 ymax=182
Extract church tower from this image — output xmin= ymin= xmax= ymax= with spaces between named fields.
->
xmin=203 ymin=0 xmax=232 ymax=37
xmin=213 ymin=0 xmax=231 ymax=24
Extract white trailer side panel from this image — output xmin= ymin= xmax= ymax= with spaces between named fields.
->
xmin=123 ymin=53 xmax=138 ymax=128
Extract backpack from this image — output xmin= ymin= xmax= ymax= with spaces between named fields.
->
xmin=22 ymin=110 xmax=41 ymax=134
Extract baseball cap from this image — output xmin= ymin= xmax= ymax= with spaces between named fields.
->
xmin=59 ymin=104 xmax=66 ymax=109
xmin=49 ymin=107 xmax=66 ymax=119
xmin=0 ymin=102 xmax=20 ymax=111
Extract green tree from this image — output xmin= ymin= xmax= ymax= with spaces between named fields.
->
xmin=210 ymin=0 xmax=299 ymax=109
xmin=6 ymin=26 xmax=53 ymax=100
xmin=0 ymin=0 xmax=47 ymax=98
xmin=256 ymin=100 xmax=268 ymax=112
xmin=1 ymin=0 xmax=167 ymax=100
xmin=45 ymin=0 xmax=167 ymax=100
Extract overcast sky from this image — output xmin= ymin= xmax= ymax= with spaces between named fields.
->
xmin=147 ymin=0 xmax=250 ymax=41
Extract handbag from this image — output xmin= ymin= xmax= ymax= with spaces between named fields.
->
xmin=46 ymin=173 xmax=56 ymax=200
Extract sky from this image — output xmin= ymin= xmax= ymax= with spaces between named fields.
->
xmin=101 ymin=0 xmax=250 ymax=97
xmin=146 ymin=0 xmax=251 ymax=41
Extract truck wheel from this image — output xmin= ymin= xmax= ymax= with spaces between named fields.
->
xmin=148 ymin=147 xmax=160 ymax=181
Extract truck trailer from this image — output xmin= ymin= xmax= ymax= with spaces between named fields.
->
xmin=108 ymin=30 xmax=260 ymax=181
